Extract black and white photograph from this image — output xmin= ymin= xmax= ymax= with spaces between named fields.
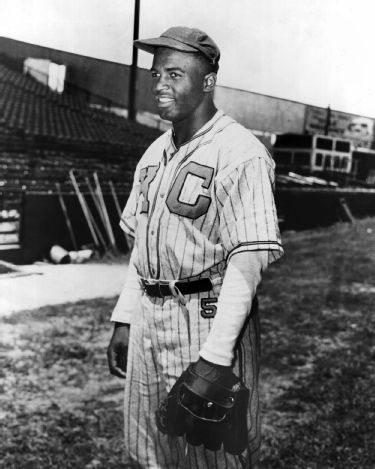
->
xmin=0 ymin=1 xmax=374 ymax=468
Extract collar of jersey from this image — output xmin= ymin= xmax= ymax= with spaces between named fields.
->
xmin=169 ymin=109 xmax=225 ymax=152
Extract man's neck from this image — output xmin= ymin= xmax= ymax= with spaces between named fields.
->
xmin=172 ymin=103 xmax=217 ymax=149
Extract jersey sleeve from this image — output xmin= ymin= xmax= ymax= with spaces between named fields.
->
xmin=216 ymin=155 xmax=283 ymax=265
xmin=119 ymin=168 xmax=140 ymax=238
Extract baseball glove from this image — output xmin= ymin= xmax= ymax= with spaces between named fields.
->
xmin=155 ymin=358 xmax=249 ymax=455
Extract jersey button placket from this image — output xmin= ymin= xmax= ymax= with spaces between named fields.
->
xmin=149 ymin=219 xmax=158 ymax=277
xmin=152 ymin=158 xmax=175 ymax=279
xmin=148 ymin=160 xmax=170 ymax=278
xmin=147 ymin=167 xmax=163 ymax=278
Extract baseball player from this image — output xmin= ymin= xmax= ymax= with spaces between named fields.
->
xmin=107 ymin=26 xmax=283 ymax=469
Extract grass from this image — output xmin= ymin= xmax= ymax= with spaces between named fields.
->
xmin=258 ymin=218 xmax=375 ymax=468
xmin=0 ymin=299 xmax=128 ymax=469
xmin=1 ymin=218 xmax=375 ymax=468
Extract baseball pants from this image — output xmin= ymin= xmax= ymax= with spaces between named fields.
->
xmin=123 ymin=288 xmax=261 ymax=469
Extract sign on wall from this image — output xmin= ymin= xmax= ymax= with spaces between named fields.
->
xmin=24 ymin=58 xmax=66 ymax=93
xmin=305 ymin=106 xmax=375 ymax=149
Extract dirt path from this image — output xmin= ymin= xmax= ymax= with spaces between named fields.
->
xmin=0 ymin=262 xmax=128 ymax=315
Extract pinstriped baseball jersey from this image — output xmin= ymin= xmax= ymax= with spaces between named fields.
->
xmin=121 ymin=110 xmax=283 ymax=281
xmin=119 ymin=110 xmax=283 ymax=468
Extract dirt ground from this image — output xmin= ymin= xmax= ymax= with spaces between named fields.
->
xmin=0 ymin=256 xmax=129 ymax=315
xmin=1 ymin=219 xmax=375 ymax=468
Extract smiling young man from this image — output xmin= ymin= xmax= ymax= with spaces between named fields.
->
xmin=151 ymin=48 xmax=217 ymax=145
xmin=107 ymin=27 xmax=283 ymax=468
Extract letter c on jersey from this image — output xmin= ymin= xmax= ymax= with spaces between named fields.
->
xmin=166 ymin=162 xmax=214 ymax=219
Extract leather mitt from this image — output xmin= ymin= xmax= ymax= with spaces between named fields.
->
xmin=155 ymin=358 xmax=249 ymax=455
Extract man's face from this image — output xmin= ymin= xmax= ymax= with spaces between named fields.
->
xmin=151 ymin=48 xmax=207 ymax=123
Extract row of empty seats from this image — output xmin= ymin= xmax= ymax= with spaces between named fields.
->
xmin=0 ymin=60 xmax=161 ymax=212
xmin=0 ymin=63 xmax=160 ymax=146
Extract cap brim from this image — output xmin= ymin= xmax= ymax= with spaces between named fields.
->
xmin=134 ymin=37 xmax=198 ymax=55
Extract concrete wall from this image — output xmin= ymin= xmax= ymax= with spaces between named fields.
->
xmin=136 ymin=67 xmax=158 ymax=113
xmin=11 ymin=192 xmax=128 ymax=264
xmin=276 ymin=188 xmax=375 ymax=230
xmin=214 ymin=86 xmax=306 ymax=133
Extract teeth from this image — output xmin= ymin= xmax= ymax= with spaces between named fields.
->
xmin=159 ymin=97 xmax=173 ymax=103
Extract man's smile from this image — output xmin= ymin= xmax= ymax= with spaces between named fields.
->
xmin=156 ymin=95 xmax=175 ymax=107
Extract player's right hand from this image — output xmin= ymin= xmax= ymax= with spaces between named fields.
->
xmin=107 ymin=322 xmax=130 ymax=379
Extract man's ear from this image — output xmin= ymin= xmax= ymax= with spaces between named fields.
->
xmin=203 ymin=73 xmax=217 ymax=92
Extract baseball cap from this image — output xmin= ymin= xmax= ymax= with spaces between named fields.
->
xmin=134 ymin=26 xmax=220 ymax=67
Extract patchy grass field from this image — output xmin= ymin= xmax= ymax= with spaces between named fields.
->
xmin=1 ymin=218 xmax=375 ymax=468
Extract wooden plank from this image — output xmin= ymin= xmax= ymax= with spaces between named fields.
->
xmin=69 ymin=170 xmax=101 ymax=249
xmin=93 ymin=172 xmax=116 ymax=248
xmin=56 ymin=182 xmax=78 ymax=251
xmin=339 ymin=197 xmax=355 ymax=223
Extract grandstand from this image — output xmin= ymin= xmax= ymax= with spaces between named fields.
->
xmin=0 ymin=62 xmax=160 ymax=202
xmin=0 ymin=60 xmax=160 ymax=261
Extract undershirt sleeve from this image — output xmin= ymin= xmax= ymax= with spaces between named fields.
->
xmin=110 ymin=248 xmax=142 ymax=324
xmin=199 ymin=250 xmax=268 ymax=366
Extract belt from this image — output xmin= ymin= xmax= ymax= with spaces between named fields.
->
xmin=140 ymin=277 xmax=213 ymax=298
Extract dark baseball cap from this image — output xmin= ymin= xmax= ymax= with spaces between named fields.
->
xmin=134 ymin=26 xmax=220 ymax=67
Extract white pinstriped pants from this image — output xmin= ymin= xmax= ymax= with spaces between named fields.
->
xmin=123 ymin=289 xmax=261 ymax=469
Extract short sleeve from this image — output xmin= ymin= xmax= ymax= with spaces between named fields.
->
xmin=216 ymin=155 xmax=283 ymax=265
xmin=119 ymin=169 xmax=140 ymax=237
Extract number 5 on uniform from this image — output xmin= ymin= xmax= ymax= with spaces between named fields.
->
xmin=200 ymin=298 xmax=218 ymax=318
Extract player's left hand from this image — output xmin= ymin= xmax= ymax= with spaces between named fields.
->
xmin=107 ymin=322 xmax=130 ymax=379
xmin=155 ymin=357 xmax=250 ymax=454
